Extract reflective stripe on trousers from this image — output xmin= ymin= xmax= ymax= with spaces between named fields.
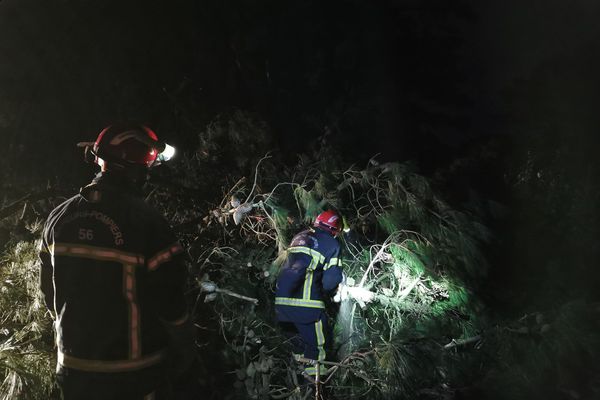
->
xmin=282 ymin=313 xmax=329 ymax=377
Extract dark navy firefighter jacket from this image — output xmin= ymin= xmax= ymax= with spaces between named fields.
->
xmin=39 ymin=172 xmax=188 ymax=374
xmin=275 ymin=228 xmax=343 ymax=323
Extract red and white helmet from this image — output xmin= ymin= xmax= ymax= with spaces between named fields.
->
xmin=91 ymin=124 xmax=161 ymax=168
xmin=314 ymin=210 xmax=342 ymax=235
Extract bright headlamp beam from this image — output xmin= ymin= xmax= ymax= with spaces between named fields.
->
xmin=134 ymin=135 xmax=176 ymax=163
xmin=158 ymin=143 xmax=176 ymax=162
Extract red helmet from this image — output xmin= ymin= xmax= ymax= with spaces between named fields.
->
xmin=92 ymin=124 xmax=160 ymax=168
xmin=314 ymin=210 xmax=342 ymax=235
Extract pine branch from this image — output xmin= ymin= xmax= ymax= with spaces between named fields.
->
xmin=443 ymin=335 xmax=482 ymax=350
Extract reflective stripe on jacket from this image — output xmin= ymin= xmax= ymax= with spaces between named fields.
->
xmin=39 ymin=172 xmax=188 ymax=373
xmin=275 ymin=228 xmax=343 ymax=323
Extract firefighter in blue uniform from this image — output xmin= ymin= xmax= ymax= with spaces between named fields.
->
xmin=275 ymin=210 xmax=344 ymax=377
xmin=39 ymin=124 xmax=195 ymax=399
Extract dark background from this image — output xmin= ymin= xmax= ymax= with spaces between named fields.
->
xmin=2 ymin=2 xmax=600 ymax=398
xmin=1 ymin=0 xmax=599 ymax=359
xmin=2 ymin=0 xmax=598 ymax=177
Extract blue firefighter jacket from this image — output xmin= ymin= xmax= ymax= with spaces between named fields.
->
xmin=275 ymin=228 xmax=343 ymax=323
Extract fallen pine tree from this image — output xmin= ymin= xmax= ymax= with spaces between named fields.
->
xmin=145 ymin=142 xmax=600 ymax=399
xmin=1 ymin=131 xmax=599 ymax=399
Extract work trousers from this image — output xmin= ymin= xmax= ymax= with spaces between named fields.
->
xmin=280 ymin=312 xmax=330 ymax=376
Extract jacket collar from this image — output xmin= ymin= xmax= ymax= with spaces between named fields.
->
xmin=83 ymin=171 xmax=144 ymax=198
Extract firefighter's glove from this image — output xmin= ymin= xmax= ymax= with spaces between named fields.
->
xmin=332 ymin=272 xmax=348 ymax=303
xmin=346 ymin=286 xmax=376 ymax=308
xmin=333 ymin=277 xmax=376 ymax=308
xmin=332 ymin=284 xmax=345 ymax=303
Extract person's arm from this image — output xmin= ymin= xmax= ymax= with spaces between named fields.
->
xmin=147 ymin=241 xmax=188 ymax=321
xmin=38 ymin=237 xmax=55 ymax=314
xmin=322 ymin=246 xmax=343 ymax=294
xmin=146 ymin=238 xmax=196 ymax=377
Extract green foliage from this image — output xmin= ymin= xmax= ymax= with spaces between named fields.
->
xmin=198 ymin=110 xmax=272 ymax=171
xmin=0 ymin=238 xmax=56 ymax=400
xmin=165 ymin=137 xmax=596 ymax=398
xmin=293 ymin=186 xmax=324 ymax=224
xmin=158 ymin=146 xmax=497 ymax=399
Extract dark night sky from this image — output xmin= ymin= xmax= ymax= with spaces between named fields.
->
xmin=0 ymin=0 xmax=599 ymax=186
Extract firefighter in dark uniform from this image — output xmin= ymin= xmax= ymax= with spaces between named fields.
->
xmin=275 ymin=210 xmax=344 ymax=377
xmin=39 ymin=124 xmax=195 ymax=399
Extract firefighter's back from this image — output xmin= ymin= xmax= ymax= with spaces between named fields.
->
xmin=40 ymin=174 xmax=185 ymax=398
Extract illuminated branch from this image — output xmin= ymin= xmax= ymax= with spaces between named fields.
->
xmin=199 ymin=280 xmax=259 ymax=304
xmin=244 ymin=153 xmax=272 ymax=204
xmin=443 ymin=335 xmax=482 ymax=350
xmin=215 ymin=288 xmax=259 ymax=305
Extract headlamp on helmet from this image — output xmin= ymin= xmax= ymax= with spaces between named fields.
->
xmin=77 ymin=124 xmax=176 ymax=168
xmin=157 ymin=143 xmax=176 ymax=162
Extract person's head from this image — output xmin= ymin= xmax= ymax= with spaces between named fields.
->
xmin=79 ymin=123 xmax=175 ymax=180
xmin=313 ymin=210 xmax=342 ymax=237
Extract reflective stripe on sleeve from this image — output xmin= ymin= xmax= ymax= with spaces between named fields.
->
xmin=324 ymin=257 xmax=341 ymax=271
xmin=274 ymin=297 xmax=325 ymax=308
xmin=147 ymin=242 xmax=184 ymax=270
xmin=49 ymin=243 xmax=144 ymax=265
xmin=57 ymin=350 xmax=166 ymax=373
